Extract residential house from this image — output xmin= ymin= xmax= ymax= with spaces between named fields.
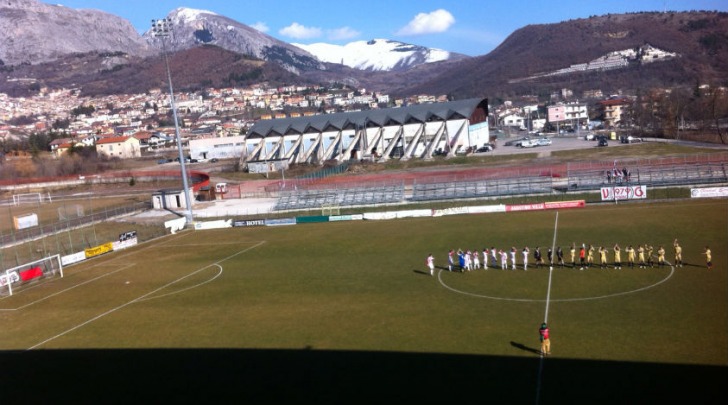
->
xmin=95 ymin=136 xmax=142 ymax=159
xmin=54 ymin=142 xmax=74 ymax=158
xmin=548 ymin=102 xmax=588 ymax=129
xmin=597 ymin=98 xmax=632 ymax=128
xmin=499 ymin=112 xmax=526 ymax=129
xmin=49 ymin=138 xmax=73 ymax=152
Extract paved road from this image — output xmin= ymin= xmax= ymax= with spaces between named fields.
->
xmin=480 ymin=135 xmax=623 ymax=157
xmin=480 ymin=135 xmax=728 ymax=157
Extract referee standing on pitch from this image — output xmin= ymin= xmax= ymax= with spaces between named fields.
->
xmin=539 ymin=323 xmax=551 ymax=355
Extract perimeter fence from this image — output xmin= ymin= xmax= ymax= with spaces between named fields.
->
xmin=0 ymin=201 xmax=150 ymax=248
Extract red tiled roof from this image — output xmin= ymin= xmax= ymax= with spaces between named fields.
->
xmin=598 ymin=98 xmax=631 ymax=106
xmin=96 ymin=136 xmax=131 ymax=145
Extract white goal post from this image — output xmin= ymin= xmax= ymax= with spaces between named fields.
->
xmin=321 ymin=204 xmax=340 ymax=216
xmin=58 ymin=204 xmax=85 ymax=221
xmin=12 ymin=192 xmax=52 ymax=206
xmin=0 ymin=254 xmax=63 ymax=297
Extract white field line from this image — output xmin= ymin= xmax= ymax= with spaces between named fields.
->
xmin=1 ymin=232 xmax=257 ymax=304
xmin=0 ymin=231 xmax=195 ymax=305
xmin=26 ymin=240 xmax=266 ymax=351
xmin=436 ymin=264 xmax=675 ymax=303
xmin=136 ymin=264 xmax=223 ymax=302
xmin=0 ymin=263 xmax=135 ymax=311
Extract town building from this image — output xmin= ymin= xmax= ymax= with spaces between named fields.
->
xmin=597 ymin=97 xmax=633 ymax=128
xmin=95 ymin=136 xmax=142 ymax=159
xmin=547 ymin=102 xmax=589 ymax=130
xmin=189 ymin=135 xmax=246 ymax=161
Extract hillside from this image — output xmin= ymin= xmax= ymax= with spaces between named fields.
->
xmin=2 ymin=11 xmax=727 ymax=100
xmin=405 ymin=11 xmax=728 ymax=99
xmin=0 ymin=46 xmax=304 ymax=97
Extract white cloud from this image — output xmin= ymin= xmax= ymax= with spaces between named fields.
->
xmin=250 ymin=22 xmax=269 ymax=33
xmin=279 ymin=22 xmax=322 ymax=39
xmin=326 ymin=26 xmax=361 ymax=41
xmin=396 ymin=9 xmax=455 ymax=35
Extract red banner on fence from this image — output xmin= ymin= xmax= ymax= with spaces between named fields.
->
xmin=20 ymin=267 xmax=43 ymax=281
xmin=506 ymin=200 xmax=585 ymax=212
xmin=544 ymin=200 xmax=585 ymax=209
xmin=505 ymin=203 xmax=545 ymax=212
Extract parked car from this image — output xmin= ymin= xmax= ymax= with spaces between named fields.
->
xmin=628 ymin=135 xmax=643 ymax=143
xmin=504 ymin=136 xmax=530 ymax=147
xmin=536 ymin=137 xmax=552 ymax=146
xmin=585 ymin=133 xmax=596 ymax=141
xmin=475 ymin=144 xmax=494 ymax=153
xmin=619 ymin=135 xmax=643 ymax=144
xmin=518 ymin=138 xmax=538 ymax=148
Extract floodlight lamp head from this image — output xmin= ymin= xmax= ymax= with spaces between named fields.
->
xmin=151 ymin=18 xmax=173 ymax=37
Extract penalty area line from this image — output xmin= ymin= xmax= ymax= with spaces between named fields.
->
xmin=0 ymin=263 xmax=137 ymax=311
xmin=26 ymin=241 xmax=266 ymax=350
xmin=136 ymin=264 xmax=223 ymax=302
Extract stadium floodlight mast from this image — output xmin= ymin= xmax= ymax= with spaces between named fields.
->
xmin=151 ymin=18 xmax=194 ymax=225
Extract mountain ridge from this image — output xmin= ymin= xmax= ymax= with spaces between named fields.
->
xmin=292 ymin=38 xmax=468 ymax=72
xmin=1 ymin=6 xmax=727 ymax=102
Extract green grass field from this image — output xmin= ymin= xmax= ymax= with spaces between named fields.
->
xmin=1 ymin=199 xmax=726 ymax=403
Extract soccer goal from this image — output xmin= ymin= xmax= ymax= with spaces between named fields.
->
xmin=321 ymin=204 xmax=340 ymax=216
xmin=0 ymin=254 xmax=63 ymax=297
xmin=12 ymin=192 xmax=52 ymax=206
xmin=58 ymin=204 xmax=85 ymax=221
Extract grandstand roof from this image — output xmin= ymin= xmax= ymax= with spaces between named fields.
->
xmin=248 ymin=98 xmax=488 ymax=138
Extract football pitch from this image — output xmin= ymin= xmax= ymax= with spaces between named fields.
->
xmin=1 ymin=199 xmax=726 ymax=403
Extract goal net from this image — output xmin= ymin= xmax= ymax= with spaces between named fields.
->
xmin=0 ymin=254 xmax=64 ymax=297
xmin=321 ymin=204 xmax=340 ymax=216
xmin=58 ymin=204 xmax=85 ymax=221
xmin=12 ymin=192 xmax=52 ymax=206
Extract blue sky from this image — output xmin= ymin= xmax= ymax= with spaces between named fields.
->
xmin=55 ymin=0 xmax=727 ymax=56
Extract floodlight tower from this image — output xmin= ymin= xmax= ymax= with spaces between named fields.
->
xmin=151 ymin=18 xmax=194 ymax=225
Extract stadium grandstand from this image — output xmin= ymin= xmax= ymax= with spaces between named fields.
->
xmin=242 ymin=98 xmax=489 ymax=166
xmin=271 ymin=154 xmax=727 ymax=211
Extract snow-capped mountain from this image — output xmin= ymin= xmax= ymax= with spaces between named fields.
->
xmin=142 ymin=7 xmax=324 ymax=74
xmin=293 ymin=39 xmax=468 ymax=72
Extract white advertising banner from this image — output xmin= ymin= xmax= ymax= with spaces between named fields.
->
xmin=194 ymin=219 xmax=233 ymax=230
xmin=62 ymin=252 xmax=86 ymax=266
xmin=329 ymin=214 xmax=364 ymax=221
xmin=432 ymin=207 xmax=469 ymax=217
xmin=363 ymin=212 xmax=398 ymax=220
xmin=13 ymin=213 xmax=38 ymax=230
xmin=396 ymin=209 xmax=432 ymax=219
xmin=165 ymin=217 xmax=187 ymax=234
xmin=468 ymin=205 xmax=507 ymax=214
xmin=600 ymin=185 xmax=647 ymax=201
xmin=0 ymin=270 xmax=20 ymax=286
xmin=112 ymin=238 xmax=138 ymax=251
xmin=691 ymin=187 xmax=728 ymax=198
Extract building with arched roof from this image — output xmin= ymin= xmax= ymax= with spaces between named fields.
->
xmin=242 ymin=98 xmax=489 ymax=165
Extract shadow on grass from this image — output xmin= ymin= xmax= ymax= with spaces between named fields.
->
xmin=510 ymin=340 xmax=542 ymax=355
xmin=1 ymin=349 xmax=725 ymax=404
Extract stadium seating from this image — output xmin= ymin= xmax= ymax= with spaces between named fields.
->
xmin=274 ymin=183 xmax=405 ymax=211
xmin=564 ymin=162 xmax=728 ymax=190
xmin=410 ymin=176 xmax=554 ymax=202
